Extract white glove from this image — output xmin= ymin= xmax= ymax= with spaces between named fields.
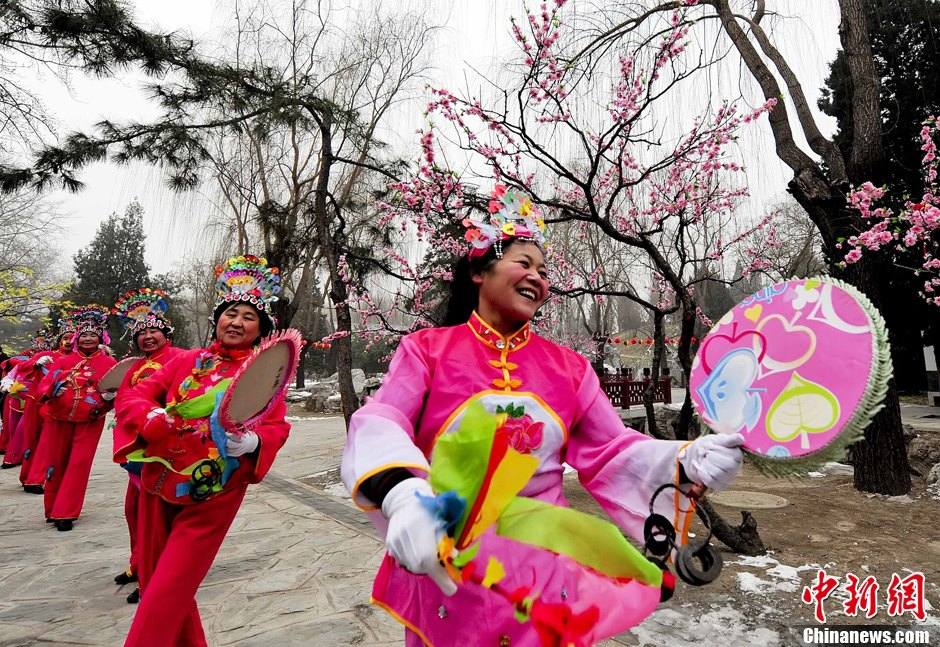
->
xmin=37 ymin=356 xmax=53 ymax=367
xmin=101 ymin=391 xmax=117 ymax=401
xmin=680 ymin=433 xmax=745 ymax=492
xmin=0 ymin=375 xmax=13 ymax=393
xmin=146 ymin=407 xmax=175 ymax=423
xmin=381 ymin=478 xmax=457 ymax=596
xmin=225 ymin=430 xmax=259 ymax=457
xmin=142 ymin=407 xmax=177 ymax=443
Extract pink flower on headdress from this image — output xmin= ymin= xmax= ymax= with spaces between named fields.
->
xmin=492 ymin=184 xmax=508 ymax=199
xmin=488 ymin=199 xmax=503 ymax=214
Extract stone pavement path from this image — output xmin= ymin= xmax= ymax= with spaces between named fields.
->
xmin=0 ymin=414 xmax=401 ymax=646
xmin=6 ymin=407 xmax=854 ymax=647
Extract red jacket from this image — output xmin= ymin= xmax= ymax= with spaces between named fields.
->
xmin=37 ymin=350 xmax=117 ymax=422
xmin=112 ymin=343 xmax=185 ymax=460
xmin=115 ymin=341 xmax=290 ymax=505
xmin=16 ymin=350 xmax=60 ymax=402
xmin=2 ymin=349 xmax=36 ymax=412
xmin=1 ymin=348 xmax=34 ymax=377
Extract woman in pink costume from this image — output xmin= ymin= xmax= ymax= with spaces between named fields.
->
xmin=342 ymin=186 xmax=746 ymax=646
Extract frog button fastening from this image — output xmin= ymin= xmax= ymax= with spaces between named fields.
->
xmin=437 ymin=604 xmax=447 ymax=619
xmin=495 ymin=340 xmax=506 ymax=350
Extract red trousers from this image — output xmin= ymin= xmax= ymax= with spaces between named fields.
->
xmin=0 ymin=397 xmax=15 ymax=452
xmin=125 ymin=484 xmax=247 ymax=647
xmin=124 ymin=478 xmax=140 ymax=574
xmin=0 ymin=405 xmax=23 ymax=463
xmin=16 ymin=399 xmax=43 ymax=484
xmin=43 ymin=418 xmax=107 ymax=521
xmin=24 ymin=418 xmax=57 ymax=487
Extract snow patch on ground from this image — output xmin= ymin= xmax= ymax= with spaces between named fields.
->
xmin=821 ymin=461 xmax=855 ymax=475
xmin=927 ymin=482 xmax=940 ymax=502
xmin=629 ymin=607 xmax=781 ymax=646
xmin=736 ymin=572 xmax=799 ymax=594
xmin=729 ymin=555 xmax=822 ymax=597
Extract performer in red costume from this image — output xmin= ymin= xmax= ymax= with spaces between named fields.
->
xmin=116 ymin=255 xmax=290 ymax=647
xmin=35 ymin=305 xmax=116 ymax=531
xmin=0 ymin=332 xmax=47 ymax=462
xmin=109 ymin=288 xmax=184 ymax=604
xmin=21 ymin=321 xmax=75 ymax=493
xmin=10 ymin=327 xmax=61 ymax=486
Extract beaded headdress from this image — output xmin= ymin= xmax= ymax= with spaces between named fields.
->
xmin=30 ymin=329 xmax=51 ymax=351
xmin=462 ymin=184 xmax=547 ymax=259
xmin=70 ymin=304 xmax=111 ymax=343
xmin=114 ymin=288 xmax=174 ymax=338
xmin=213 ymin=255 xmax=281 ymax=330
xmin=55 ymin=315 xmax=75 ymax=343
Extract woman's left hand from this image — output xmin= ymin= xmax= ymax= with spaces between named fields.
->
xmin=679 ymin=433 xmax=745 ymax=492
xmin=225 ymin=430 xmax=259 ymax=457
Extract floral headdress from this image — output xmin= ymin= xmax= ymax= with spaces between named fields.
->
xmin=69 ymin=304 xmax=111 ymax=346
xmin=114 ymin=288 xmax=174 ymax=338
xmin=30 ymin=328 xmax=51 ymax=351
xmin=56 ymin=315 xmax=76 ymax=341
xmin=462 ymin=184 xmax=548 ymax=259
xmin=213 ymin=255 xmax=281 ymax=330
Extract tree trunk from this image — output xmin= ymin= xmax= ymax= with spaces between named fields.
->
xmin=296 ymin=345 xmax=307 ymax=389
xmin=788 ymin=182 xmax=913 ymax=494
xmin=849 ymin=384 xmax=911 ymax=494
xmin=674 ymin=304 xmax=698 ymax=441
xmin=839 ymin=0 xmax=884 ymax=180
xmin=312 ymin=113 xmax=359 ymax=425
xmin=696 ymin=497 xmax=766 ymax=556
xmin=643 ymin=311 xmax=666 ymax=439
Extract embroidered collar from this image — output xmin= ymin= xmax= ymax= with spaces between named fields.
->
xmin=131 ymin=344 xmax=174 ymax=386
xmin=467 ymin=311 xmax=530 ymax=352
xmin=207 ymin=340 xmax=253 ymax=362
xmin=145 ymin=343 xmax=175 ymax=363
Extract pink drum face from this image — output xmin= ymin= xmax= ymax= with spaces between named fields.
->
xmin=689 ymin=278 xmax=875 ymax=460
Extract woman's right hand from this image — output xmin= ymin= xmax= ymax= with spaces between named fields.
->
xmin=381 ymin=478 xmax=458 ymax=596
xmin=141 ymin=407 xmax=177 ymax=443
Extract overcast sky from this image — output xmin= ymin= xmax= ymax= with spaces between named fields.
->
xmin=27 ymin=1 xmax=841 ymax=276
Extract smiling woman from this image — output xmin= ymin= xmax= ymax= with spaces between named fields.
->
xmin=114 ymin=255 xmax=291 ymax=647
xmin=342 ymin=185 xmax=747 ymax=645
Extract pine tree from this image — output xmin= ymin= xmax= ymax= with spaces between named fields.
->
xmin=67 ymin=200 xmax=150 ymax=353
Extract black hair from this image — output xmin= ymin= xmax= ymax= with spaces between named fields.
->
xmin=212 ymin=301 xmax=274 ymax=343
xmin=442 ymin=238 xmax=536 ymax=327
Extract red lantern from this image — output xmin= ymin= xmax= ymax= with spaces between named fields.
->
xmin=614 ymin=337 xmax=622 ymax=344
xmin=629 ymin=338 xmax=638 ymax=345
xmin=644 ymin=337 xmax=653 ymax=345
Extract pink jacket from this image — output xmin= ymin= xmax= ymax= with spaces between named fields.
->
xmin=342 ymin=312 xmax=686 ymax=646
